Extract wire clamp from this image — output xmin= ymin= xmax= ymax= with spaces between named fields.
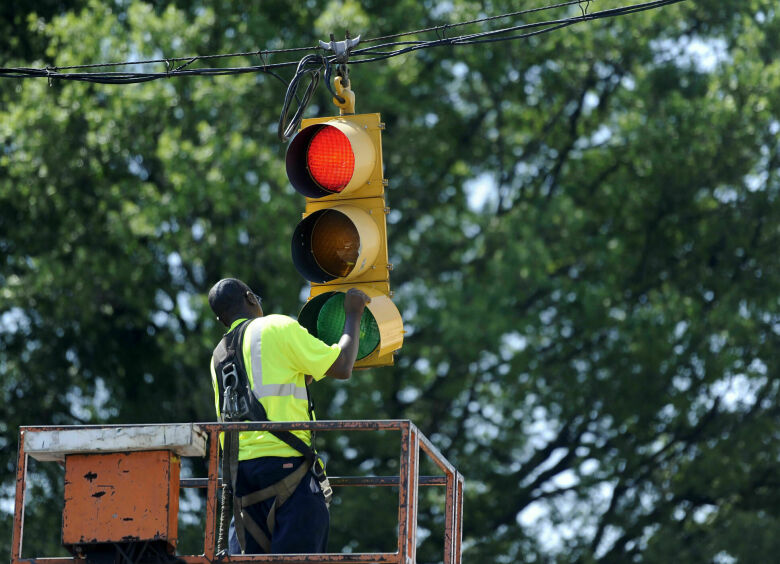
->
xmin=319 ymin=33 xmax=361 ymax=64
xmin=436 ymin=23 xmax=451 ymax=41
xmin=45 ymin=67 xmax=56 ymax=88
xmin=256 ymin=50 xmax=269 ymax=71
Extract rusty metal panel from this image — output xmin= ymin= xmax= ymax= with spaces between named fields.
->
xmin=62 ymin=450 xmax=179 ymax=546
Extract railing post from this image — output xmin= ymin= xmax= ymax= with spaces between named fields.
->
xmin=454 ymin=472 xmax=464 ymax=564
xmin=397 ymin=421 xmax=410 ymax=563
xmin=405 ymin=426 xmax=420 ymax=561
xmin=203 ymin=429 xmax=220 ymax=560
xmin=442 ymin=470 xmax=466 ymax=564
xmin=443 ymin=468 xmax=456 ymax=563
xmin=12 ymin=429 xmax=27 ymax=562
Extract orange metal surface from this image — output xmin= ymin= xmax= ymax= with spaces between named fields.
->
xmin=62 ymin=450 xmax=180 ymax=547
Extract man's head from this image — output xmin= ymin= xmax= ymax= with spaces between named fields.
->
xmin=208 ymin=278 xmax=263 ymax=327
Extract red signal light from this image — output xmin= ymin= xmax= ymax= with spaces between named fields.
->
xmin=287 ymin=119 xmax=376 ymax=199
xmin=306 ymin=126 xmax=355 ymax=192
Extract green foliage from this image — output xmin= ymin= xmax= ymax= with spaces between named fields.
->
xmin=2 ymin=1 xmax=778 ymax=562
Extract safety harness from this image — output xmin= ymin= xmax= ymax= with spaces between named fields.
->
xmin=212 ymin=319 xmax=332 ymax=554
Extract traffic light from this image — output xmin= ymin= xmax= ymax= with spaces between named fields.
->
xmin=287 ymin=112 xmax=403 ymax=368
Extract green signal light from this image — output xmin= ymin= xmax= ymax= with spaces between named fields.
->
xmin=316 ymin=293 xmax=380 ymax=360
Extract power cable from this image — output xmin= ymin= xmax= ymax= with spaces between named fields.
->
xmin=0 ymin=0 xmax=688 ymax=139
xmin=2 ymin=1 xmax=589 ymax=76
xmin=361 ymin=0 xmax=590 ymax=44
xmin=32 ymin=46 xmax=318 ymax=72
xmin=349 ymin=0 xmax=683 ymax=61
xmin=0 ymin=0 xmax=685 ymax=83
xmin=277 ymin=54 xmax=339 ymax=142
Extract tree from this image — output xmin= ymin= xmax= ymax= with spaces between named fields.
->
xmin=2 ymin=1 xmax=778 ymax=562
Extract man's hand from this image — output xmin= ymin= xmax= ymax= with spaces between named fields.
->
xmin=344 ymin=288 xmax=371 ymax=316
xmin=325 ymin=289 xmax=371 ymax=380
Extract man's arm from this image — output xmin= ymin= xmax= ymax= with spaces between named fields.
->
xmin=325 ymin=288 xmax=371 ymax=380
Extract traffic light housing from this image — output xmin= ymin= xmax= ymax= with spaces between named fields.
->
xmin=287 ymin=112 xmax=403 ymax=368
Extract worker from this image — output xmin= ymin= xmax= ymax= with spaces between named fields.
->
xmin=207 ymin=277 xmax=370 ymax=555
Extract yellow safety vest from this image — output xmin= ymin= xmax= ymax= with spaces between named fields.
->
xmin=210 ymin=314 xmax=340 ymax=460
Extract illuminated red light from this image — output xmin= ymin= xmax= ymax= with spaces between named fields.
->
xmin=306 ymin=126 xmax=355 ymax=192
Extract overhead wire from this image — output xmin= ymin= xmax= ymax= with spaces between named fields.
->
xmin=28 ymin=45 xmax=318 ymax=72
xmin=0 ymin=0 xmax=686 ymax=83
xmin=349 ymin=0 xmax=684 ymax=62
xmin=1 ymin=1 xmax=591 ymax=77
xmin=360 ymin=0 xmax=591 ymax=44
xmin=0 ymin=0 xmax=688 ymax=138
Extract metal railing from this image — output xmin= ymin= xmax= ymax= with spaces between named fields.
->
xmin=12 ymin=420 xmax=464 ymax=564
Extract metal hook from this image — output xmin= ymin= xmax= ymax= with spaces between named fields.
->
xmin=336 ymin=62 xmax=349 ymax=88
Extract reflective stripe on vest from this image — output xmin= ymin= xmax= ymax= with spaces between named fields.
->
xmin=248 ymin=321 xmax=308 ymax=401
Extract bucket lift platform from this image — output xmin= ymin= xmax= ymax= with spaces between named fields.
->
xmin=12 ymin=420 xmax=463 ymax=564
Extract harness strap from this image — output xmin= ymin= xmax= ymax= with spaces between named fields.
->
xmin=234 ymin=489 xmax=246 ymax=552
xmin=239 ymin=510 xmax=271 ymax=554
xmin=213 ymin=319 xmax=331 ymax=553
xmin=239 ymin=459 xmax=311 ymax=508
xmin=235 ymin=460 xmax=311 ymax=553
xmin=224 ymin=431 xmax=247 ymax=552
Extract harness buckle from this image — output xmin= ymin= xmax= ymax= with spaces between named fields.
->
xmin=312 ymin=454 xmax=327 ymax=479
xmin=320 ymin=477 xmax=333 ymax=506
xmin=222 ymin=363 xmax=249 ymax=421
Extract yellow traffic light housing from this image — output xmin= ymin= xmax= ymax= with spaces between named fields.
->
xmin=287 ymin=110 xmax=403 ymax=368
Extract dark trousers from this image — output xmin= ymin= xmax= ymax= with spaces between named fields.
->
xmin=228 ymin=456 xmax=329 ymax=554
